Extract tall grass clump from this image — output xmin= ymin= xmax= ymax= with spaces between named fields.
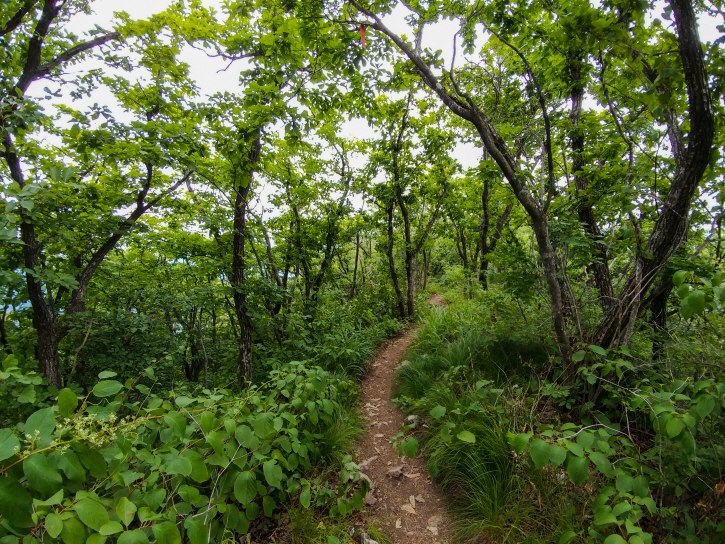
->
xmin=394 ymin=291 xmax=585 ymax=542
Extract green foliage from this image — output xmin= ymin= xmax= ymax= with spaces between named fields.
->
xmin=394 ymin=297 xmax=580 ymax=542
xmin=0 ymin=363 xmax=369 ymax=543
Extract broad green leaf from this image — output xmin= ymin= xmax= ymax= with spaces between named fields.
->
xmin=696 ymin=396 xmax=716 ymax=419
xmin=74 ymin=498 xmax=109 ymax=531
xmin=234 ymin=471 xmax=257 ymax=506
xmin=616 ymin=474 xmax=634 ymax=493
xmin=263 ymin=460 xmax=283 ymax=488
xmin=632 ymin=475 xmax=650 ymax=498
xmin=673 ymin=270 xmax=688 ymax=286
xmin=164 ymin=411 xmax=187 ymax=437
xmin=589 ymin=345 xmax=607 ymax=356
xmin=35 ymin=489 xmax=64 ymax=506
xmin=666 ymin=417 xmax=684 ymax=438
xmin=17 ymin=385 xmax=35 ymax=403
xmin=152 ymin=522 xmax=181 ymax=544
xmin=593 ymin=510 xmax=618 ymax=527
xmin=186 ymin=453 xmax=210 ymax=483
xmin=178 ymin=485 xmax=200 ymax=504
xmin=87 ymin=534 xmax=107 ymax=544
xmin=57 ymin=388 xmax=78 ymax=417
xmin=429 ymin=405 xmax=446 ymax=419
xmin=612 ymin=501 xmax=632 ymax=516
xmin=57 ymin=450 xmax=85 ymax=481
xmin=558 ymin=531 xmax=577 ymax=544
xmin=24 ymin=407 xmax=56 ymax=446
xmin=99 ymin=521 xmax=124 ymax=535
xmin=687 ymin=290 xmax=706 ymax=314
xmin=143 ymin=489 xmax=166 ymax=511
xmin=0 ymin=477 xmax=33 ymax=528
xmin=0 ymin=429 xmax=20 ymax=461
xmin=254 ymin=413 xmax=276 ymax=439
xmin=529 ymin=439 xmax=550 ymax=469
xmin=200 ymin=411 xmax=215 ymax=434
xmin=512 ymin=432 xmax=531 ymax=454
xmin=572 ymin=350 xmax=586 ymax=362
xmin=404 ymin=437 xmax=418 ymax=457
xmin=23 ymin=453 xmax=62 ymax=495
xmin=456 ymin=430 xmax=475 ymax=444
xmin=97 ymin=371 xmax=117 ymax=379
xmin=184 ymin=518 xmax=207 ymax=544
xmin=589 ymin=452 xmax=614 ymax=477
xmin=566 ymin=455 xmax=589 ymax=485
xmin=602 ymin=535 xmax=626 ymax=544
xmin=92 ymin=380 xmax=123 ymax=397
xmin=117 ymin=529 xmax=149 ymax=544
xmin=564 ymin=440 xmax=584 ymax=457
xmin=165 ymin=457 xmax=192 ymax=476
xmin=263 ymin=495 xmax=276 ymax=517
xmin=549 ymin=444 xmax=567 ymax=466
xmin=45 ymin=513 xmax=63 ymax=538
xmin=175 ymin=396 xmax=194 ymax=407
xmin=77 ymin=448 xmax=107 ymax=479
xmin=245 ymin=501 xmax=259 ymax=521
xmin=61 ymin=517 xmax=86 ymax=544
xmin=299 ymin=490 xmax=311 ymax=508
xmin=116 ymin=497 xmax=137 ymax=527
xmin=235 ymin=425 xmax=259 ymax=449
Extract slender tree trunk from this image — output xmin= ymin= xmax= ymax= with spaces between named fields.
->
xmin=231 ymin=138 xmax=261 ymax=386
xmin=648 ymin=273 xmax=673 ymax=360
xmin=592 ymin=0 xmax=713 ymax=347
xmin=0 ymin=305 xmax=11 ymax=354
xmin=351 ymin=231 xmax=360 ymax=298
xmin=569 ymin=56 xmax=615 ymax=312
xmin=386 ymin=202 xmax=406 ymax=318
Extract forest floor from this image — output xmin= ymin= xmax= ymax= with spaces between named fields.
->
xmin=354 ymin=294 xmax=452 ymax=544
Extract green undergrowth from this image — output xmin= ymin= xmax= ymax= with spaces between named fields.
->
xmin=395 ymin=290 xmax=725 ymax=543
xmin=0 ymin=357 xmax=370 ymax=544
xmin=394 ymin=292 xmax=586 ymax=543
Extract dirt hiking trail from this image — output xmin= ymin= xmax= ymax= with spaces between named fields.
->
xmin=355 ymin=295 xmax=452 ymax=544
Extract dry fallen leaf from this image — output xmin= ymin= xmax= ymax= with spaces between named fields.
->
xmin=427 ymin=527 xmax=439 ymax=535
xmin=395 ymin=519 xmax=402 ymax=529
xmin=401 ymin=504 xmax=416 ymax=514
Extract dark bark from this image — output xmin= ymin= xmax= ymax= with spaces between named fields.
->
xmin=350 ymin=231 xmax=360 ymax=298
xmin=591 ymin=0 xmax=714 ymax=347
xmin=304 ymin=156 xmax=352 ymax=320
xmin=0 ymin=305 xmax=11 ymax=354
xmin=648 ymin=273 xmax=673 ymax=360
xmin=569 ymin=56 xmax=615 ymax=312
xmin=0 ymin=1 xmax=120 ymax=386
xmin=478 ymin=175 xmax=513 ymax=289
xmin=231 ymin=138 xmax=261 ymax=386
xmin=385 ymin=201 xmax=406 ymax=319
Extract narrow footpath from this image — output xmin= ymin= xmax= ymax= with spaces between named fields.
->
xmin=355 ymin=296 xmax=452 ymax=543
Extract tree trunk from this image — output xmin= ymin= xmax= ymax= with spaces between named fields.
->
xmin=386 ymin=202 xmax=406 ymax=319
xmin=591 ymin=0 xmax=713 ymax=347
xmin=569 ymin=56 xmax=615 ymax=312
xmin=648 ymin=273 xmax=673 ymax=360
xmin=351 ymin=231 xmax=360 ymax=298
xmin=232 ymin=138 xmax=261 ymax=387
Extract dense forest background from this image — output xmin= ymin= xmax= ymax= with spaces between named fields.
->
xmin=1 ymin=0 xmax=724 ymax=542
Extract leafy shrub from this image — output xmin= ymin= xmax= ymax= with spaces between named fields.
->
xmin=0 ymin=357 xmax=368 ymax=544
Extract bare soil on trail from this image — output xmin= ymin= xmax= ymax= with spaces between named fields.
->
xmin=355 ymin=298 xmax=453 ymax=544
